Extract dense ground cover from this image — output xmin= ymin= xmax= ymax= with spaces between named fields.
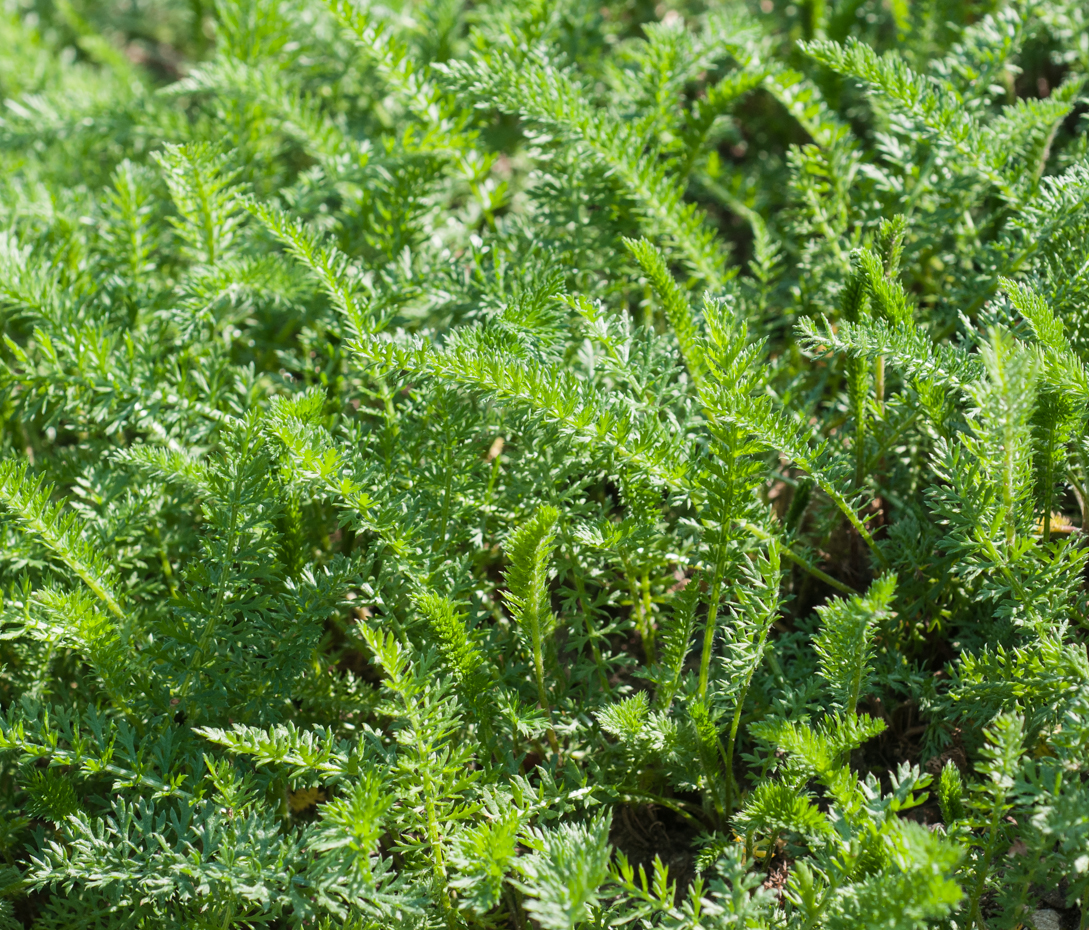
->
xmin=2 ymin=0 xmax=1089 ymax=926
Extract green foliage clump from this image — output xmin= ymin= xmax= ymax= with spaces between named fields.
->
xmin=2 ymin=0 xmax=1089 ymax=927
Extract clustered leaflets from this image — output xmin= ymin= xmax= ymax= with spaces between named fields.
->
xmin=2 ymin=0 xmax=1089 ymax=928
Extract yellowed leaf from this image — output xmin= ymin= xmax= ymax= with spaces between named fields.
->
xmin=288 ymin=786 xmax=326 ymax=812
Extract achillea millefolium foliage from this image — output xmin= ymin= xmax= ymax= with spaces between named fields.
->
xmin=2 ymin=0 xmax=1089 ymax=927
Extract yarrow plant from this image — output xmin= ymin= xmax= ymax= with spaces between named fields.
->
xmin=2 ymin=0 xmax=1089 ymax=926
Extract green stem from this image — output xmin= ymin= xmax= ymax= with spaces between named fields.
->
xmin=153 ymin=525 xmax=177 ymax=597
xmin=723 ymin=626 xmax=774 ymax=816
xmin=1040 ymin=416 xmax=1057 ymax=544
xmin=529 ymin=611 xmax=560 ymax=762
xmin=422 ymin=765 xmax=459 ymax=928
xmin=874 ymin=355 xmax=885 ymax=418
xmin=504 ymin=885 xmax=526 ymax=930
xmin=765 ymin=829 xmax=781 ymax=876
xmin=8 ymin=497 xmax=127 ymax=621
xmin=8 ymin=745 xmax=191 ymax=799
xmin=641 ymin=569 xmax=655 ymax=663
xmin=618 ymin=791 xmax=706 ymax=826
xmin=966 ymin=801 xmax=1004 ymax=930
xmin=823 ymin=479 xmax=889 ymax=568
xmin=1074 ymin=448 xmax=1089 ymax=531
xmin=567 ymin=547 xmax=611 ymax=695
xmin=902 ymin=146 xmax=938 ymax=221
xmin=480 ymin=438 xmax=503 ymax=542
xmin=697 ymin=572 xmax=723 ymax=701
xmin=177 ymin=457 xmax=244 ymax=712
xmin=434 ymin=410 xmax=455 ymax=556
xmin=622 ymin=554 xmax=654 ymax=664
xmin=802 ymin=0 xmax=826 ymax=39
xmin=742 ymin=521 xmax=858 ymax=595
xmin=852 ymin=359 xmax=867 ymax=490
xmin=864 ymin=409 xmax=921 ymax=476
